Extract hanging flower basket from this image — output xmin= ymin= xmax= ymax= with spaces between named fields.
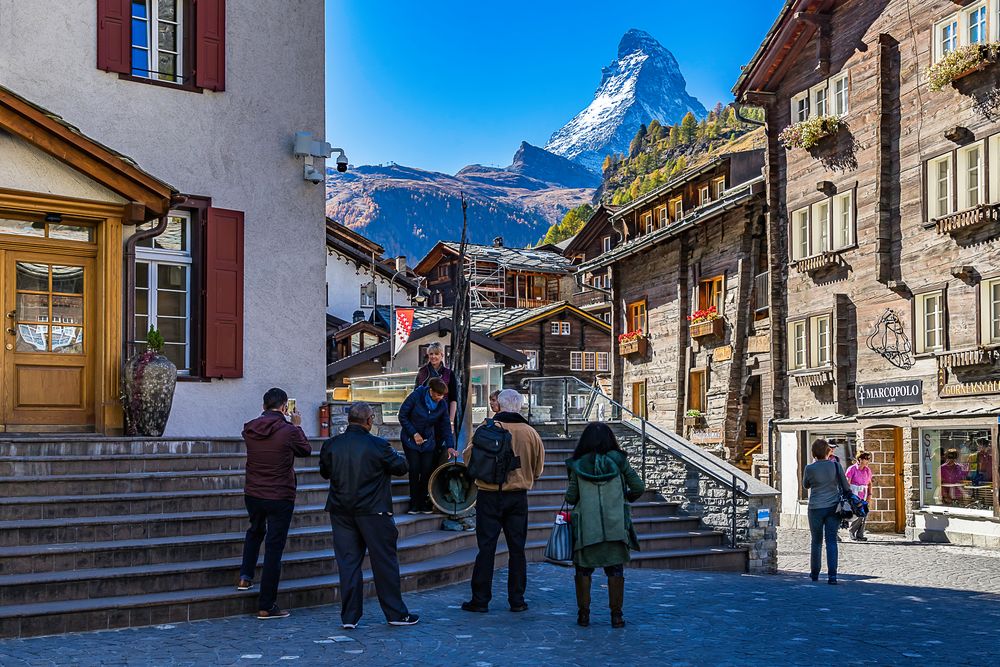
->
xmin=778 ymin=115 xmax=844 ymax=150
xmin=927 ymin=43 xmax=1000 ymax=92
xmin=684 ymin=410 xmax=705 ymax=427
xmin=618 ymin=330 xmax=647 ymax=356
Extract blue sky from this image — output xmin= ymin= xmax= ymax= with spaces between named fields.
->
xmin=325 ymin=1 xmax=785 ymax=174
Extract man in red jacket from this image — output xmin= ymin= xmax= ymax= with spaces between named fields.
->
xmin=238 ymin=387 xmax=312 ymax=619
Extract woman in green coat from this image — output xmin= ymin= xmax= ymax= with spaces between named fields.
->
xmin=565 ymin=422 xmax=645 ymax=628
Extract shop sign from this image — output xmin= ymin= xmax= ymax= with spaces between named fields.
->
xmin=691 ymin=428 xmax=725 ymax=444
xmin=856 ymin=380 xmax=923 ymax=408
xmin=747 ymin=334 xmax=770 ymax=354
xmin=940 ymin=379 xmax=1000 ymax=397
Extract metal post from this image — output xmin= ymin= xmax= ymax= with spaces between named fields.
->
xmin=562 ymin=378 xmax=569 ymax=439
xmin=731 ymin=474 xmax=738 ymax=549
xmin=640 ymin=419 xmax=647 ymax=484
xmin=526 ymin=380 xmax=533 ymax=423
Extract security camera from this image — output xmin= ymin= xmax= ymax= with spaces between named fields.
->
xmin=304 ymin=164 xmax=324 ymax=184
xmin=335 ymin=151 xmax=349 ymax=173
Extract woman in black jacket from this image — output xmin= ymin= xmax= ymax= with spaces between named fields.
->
xmin=398 ymin=378 xmax=457 ymax=514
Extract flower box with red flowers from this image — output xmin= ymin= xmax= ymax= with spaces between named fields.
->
xmin=688 ymin=307 xmax=723 ymax=338
xmin=617 ymin=330 xmax=647 ymax=356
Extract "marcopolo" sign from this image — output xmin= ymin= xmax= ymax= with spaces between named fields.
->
xmin=856 ymin=380 xmax=923 ymax=408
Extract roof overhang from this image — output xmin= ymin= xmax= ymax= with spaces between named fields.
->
xmin=732 ymin=0 xmax=837 ymax=99
xmin=0 ymin=85 xmax=178 ymax=221
xmin=579 ymin=178 xmax=764 ymax=273
xmin=413 ymin=242 xmax=458 ymax=276
xmin=326 ymin=231 xmax=423 ymax=294
xmin=489 ymin=302 xmax=611 ymax=337
xmin=611 ymin=158 xmax=725 ymax=220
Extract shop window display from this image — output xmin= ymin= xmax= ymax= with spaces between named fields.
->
xmin=920 ymin=428 xmax=995 ymax=512
xmin=798 ymin=431 xmax=857 ymax=500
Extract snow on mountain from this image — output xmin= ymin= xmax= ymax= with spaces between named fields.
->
xmin=545 ymin=29 xmax=708 ymax=173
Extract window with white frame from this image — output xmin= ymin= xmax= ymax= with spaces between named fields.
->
xmin=643 ymin=212 xmax=654 ymax=234
xmin=791 ymin=91 xmax=809 ymax=123
xmin=602 ymin=236 xmax=612 ymax=253
xmin=791 ymin=72 xmax=851 ymax=121
xmin=915 ymin=291 xmax=946 ymax=354
xmin=135 ymin=211 xmax=192 ymax=372
xmin=712 ymin=176 xmax=726 ymax=199
xmin=656 ymin=205 xmax=668 ymax=228
xmin=993 ymin=134 xmax=1000 ymax=203
xmin=570 ymin=351 xmax=583 ymax=371
xmin=602 ymin=311 xmax=612 ymax=324
xmin=583 ymin=352 xmax=597 ymax=372
xmin=699 ymin=185 xmax=710 ymax=206
xmin=131 ymin=0 xmax=184 ymax=83
xmin=597 ymin=351 xmax=609 ymax=372
xmin=360 ymin=282 xmax=376 ymax=308
xmin=551 ymin=321 xmax=571 ymax=336
xmin=958 ymin=143 xmax=984 ymax=210
xmin=788 ymin=313 xmax=832 ymax=371
xmin=932 ymin=2 xmax=998 ymax=63
xmin=669 ymin=196 xmax=684 ymax=222
xmin=790 ymin=190 xmax=855 ymax=261
xmin=981 ymin=278 xmax=1000 ymax=345
xmin=929 ymin=155 xmax=954 ymax=219
xmin=521 ymin=349 xmax=539 ymax=371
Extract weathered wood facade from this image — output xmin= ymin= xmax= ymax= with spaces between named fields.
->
xmin=736 ymin=0 xmax=1000 ymax=544
xmin=561 ymin=204 xmax=617 ymax=324
xmin=580 ymin=151 xmax=771 ymax=469
xmin=413 ymin=239 xmax=572 ymax=309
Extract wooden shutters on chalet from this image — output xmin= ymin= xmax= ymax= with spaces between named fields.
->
xmin=204 ymin=207 xmax=243 ymax=378
xmin=96 ymin=0 xmax=226 ymax=90
xmin=96 ymin=0 xmax=130 ymax=73
xmin=194 ymin=0 xmax=226 ymax=90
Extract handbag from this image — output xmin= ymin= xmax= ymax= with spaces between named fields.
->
xmin=834 ymin=461 xmax=855 ymax=520
xmin=544 ymin=503 xmax=573 ymax=566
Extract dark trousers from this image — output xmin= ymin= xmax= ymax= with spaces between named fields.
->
xmin=849 ymin=514 xmax=867 ymax=539
xmin=470 ymin=489 xmax=528 ymax=607
xmin=404 ymin=447 xmax=437 ymax=511
xmin=330 ymin=513 xmax=409 ymax=624
xmin=808 ymin=504 xmax=840 ymax=580
xmin=575 ymin=564 xmax=624 ymax=577
xmin=239 ymin=495 xmax=295 ymax=611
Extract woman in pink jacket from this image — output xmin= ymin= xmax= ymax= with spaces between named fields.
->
xmin=845 ymin=452 xmax=873 ymax=541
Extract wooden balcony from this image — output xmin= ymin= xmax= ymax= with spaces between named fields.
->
xmin=934 ymin=204 xmax=1000 ymax=234
xmin=618 ymin=337 xmax=647 ymax=357
xmin=515 ymin=297 xmax=553 ymax=309
xmin=792 ymin=252 xmax=839 ymax=274
xmin=792 ymin=369 xmax=834 ymax=387
xmin=936 ymin=347 xmax=1000 ymax=369
xmin=690 ymin=317 xmax=723 ymax=339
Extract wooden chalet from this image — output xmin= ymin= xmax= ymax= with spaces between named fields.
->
xmin=561 ymin=204 xmax=619 ymax=324
xmin=413 ymin=237 xmax=573 ymax=309
xmin=735 ymin=0 xmax=1000 ymax=544
xmin=579 ymin=145 xmax=769 ymax=470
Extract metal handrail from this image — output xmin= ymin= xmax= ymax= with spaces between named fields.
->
xmin=521 ymin=375 xmax=751 ymax=548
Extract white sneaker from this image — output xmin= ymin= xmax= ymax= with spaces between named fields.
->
xmin=388 ymin=614 xmax=420 ymax=626
xmin=342 ymin=622 xmax=358 ymax=629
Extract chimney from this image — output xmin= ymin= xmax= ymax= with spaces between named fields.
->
xmin=352 ymin=310 xmax=365 ymax=323
xmin=493 ymin=236 xmax=504 ymax=248
xmin=395 ymin=256 xmax=407 ymax=272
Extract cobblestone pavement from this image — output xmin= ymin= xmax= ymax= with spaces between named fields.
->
xmin=2 ymin=529 xmax=999 ymax=666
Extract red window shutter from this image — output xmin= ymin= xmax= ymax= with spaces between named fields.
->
xmin=96 ymin=0 xmax=130 ymax=73
xmin=195 ymin=0 xmax=226 ymax=91
xmin=205 ymin=207 xmax=244 ymax=378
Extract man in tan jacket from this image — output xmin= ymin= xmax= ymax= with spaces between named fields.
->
xmin=461 ymin=389 xmax=544 ymax=613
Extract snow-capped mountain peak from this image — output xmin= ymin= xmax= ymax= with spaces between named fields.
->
xmin=545 ymin=29 xmax=707 ymax=173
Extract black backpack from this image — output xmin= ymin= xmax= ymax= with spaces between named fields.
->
xmin=467 ymin=419 xmax=521 ymax=488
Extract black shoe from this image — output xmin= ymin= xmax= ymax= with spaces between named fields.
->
xmin=509 ymin=603 xmax=529 ymax=613
xmin=461 ymin=601 xmax=488 ymax=613
xmin=810 ymin=574 xmax=819 ymax=582
xmin=388 ymin=614 xmax=420 ymax=626
xmin=257 ymin=605 xmax=290 ymax=619
xmin=857 ymin=536 xmax=868 ymax=542
xmin=828 ymin=578 xmax=839 ymax=585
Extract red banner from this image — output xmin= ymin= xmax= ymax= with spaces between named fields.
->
xmin=394 ymin=308 xmax=415 ymax=355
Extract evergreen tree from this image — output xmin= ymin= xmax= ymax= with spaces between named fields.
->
xmin=668 ymin=125 xmax=680 ymax=147
xmin=541 ymin=204 xmax=594 ymax=245
xmin=680 ymin=112 xmax=698 ymax=144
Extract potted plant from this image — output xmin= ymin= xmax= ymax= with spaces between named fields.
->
xmin=684 ymin=409 xmax=705 ymax=427
xmin=927 ymin=43 xmax=1000 ymax=92
xmin=688 ymin=306 xmax=723 ymax=338
xmin=778 ymin=115 xmax=844 ymax=151
xmin=122 ymin=327 xmax=177 ymax=437
xmin=618 ymin=329 xmax=647 ymax=356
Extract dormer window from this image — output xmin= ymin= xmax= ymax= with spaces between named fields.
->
xmin=602 ymin=236 xmax=612 ymax=253
xmin=712 ymin=177 xmax=726 ymax=199
xmin=699 ymin=186 xmax=710 ymax=206
xmin=669 ymin=196 xmax=684 ymax=222
xmin=643 ymin=212 xmax=654 ymax=234
xmin=656 ymin=205 xmax=668 ymax=228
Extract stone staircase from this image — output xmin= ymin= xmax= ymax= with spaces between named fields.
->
xmin=0 ymin=435 xmax=746 ymax=638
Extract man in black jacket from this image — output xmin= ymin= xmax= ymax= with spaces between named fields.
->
xmin=320 ymin=402 xmax=418 ymax=628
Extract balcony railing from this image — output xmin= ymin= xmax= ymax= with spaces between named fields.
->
xmin=754 ymin=271 xmax=769 ymax=312
xmin=934 ymin=203 xmax=1000 ymax=234
xmin=937 ymin=347 xmax=1000 ymax=368
xmin=792 ymin=251 xmax=840 ymax=274
xmin=516 ymin=297 xmax=553 ymax=309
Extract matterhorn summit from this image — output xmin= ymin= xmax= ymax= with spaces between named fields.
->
xmin=544 ymin=29 xmax=708 ymax=173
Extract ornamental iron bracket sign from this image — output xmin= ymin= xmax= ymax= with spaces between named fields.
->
xmin=866 ymin=308 xmax=914 ymax=370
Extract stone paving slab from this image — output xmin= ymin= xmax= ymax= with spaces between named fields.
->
xmin=1 ymin=529 xmax=998 ymax=666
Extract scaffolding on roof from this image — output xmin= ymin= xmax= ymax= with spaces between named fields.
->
xmin=465 ymin=254 xmax=506 ymax=308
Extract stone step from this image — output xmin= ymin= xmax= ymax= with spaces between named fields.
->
xmin=628 ymin=546 xmax=748 ymax=572
xmin=0 ymin=498 xmax=681 ymax=547
xmin=0 ymin=453 xmax=254 ymax=476
xmin=0 ymin=544 xmax=502 ymax=638
xmin=0 ymin=439 xmax=258 ymax=458
xmin=0 ymin=515 xmax=700 ymax=576
xmin=0 ymin=466 xmax=571 ymax=497
xmin=0 ymin=484 xmax=577 ymax=522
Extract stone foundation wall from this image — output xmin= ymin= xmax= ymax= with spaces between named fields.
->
xmin=613 ymin=424 xmax=778 ymax=574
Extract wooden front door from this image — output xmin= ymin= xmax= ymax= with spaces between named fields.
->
xmin=2 ymin=251 xmax=95 ymax=428
xmin=893 ymin=427 xmax=906 ymax=533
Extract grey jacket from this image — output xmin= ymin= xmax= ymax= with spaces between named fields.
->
xmin=803 ymin=459 xmax=851 ymax=509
